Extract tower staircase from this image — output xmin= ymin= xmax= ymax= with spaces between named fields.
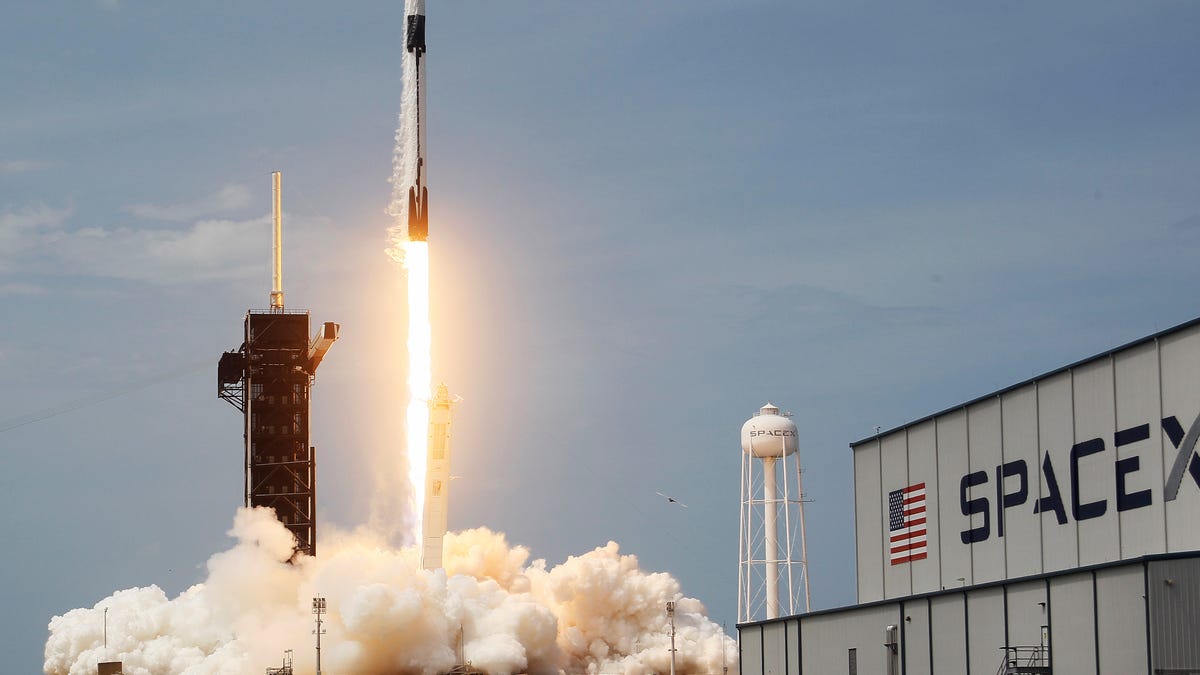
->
xmin=996 ymin=645 xmax=1051 ymax=675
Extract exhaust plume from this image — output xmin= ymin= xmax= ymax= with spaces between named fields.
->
xmin=45 ymin=508 xmax=737 ymax=675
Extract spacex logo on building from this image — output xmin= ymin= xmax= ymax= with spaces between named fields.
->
xmin=1164 ymin=412 xmax=1200 ymax=501
xmin=957 ymin=412 xmax=1200 ymax=544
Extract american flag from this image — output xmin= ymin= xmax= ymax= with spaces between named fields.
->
xmin=888 ymin=482 xmax=927 ymax=565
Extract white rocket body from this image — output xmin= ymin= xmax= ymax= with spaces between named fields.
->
xmin=403 ymin=0 xmax=429 ymax=241
xmin=421 ymin=383 xmax=453 ymax=569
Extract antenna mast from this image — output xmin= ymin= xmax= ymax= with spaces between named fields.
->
xmin=270 ymin=171 xmax=284 ymax=310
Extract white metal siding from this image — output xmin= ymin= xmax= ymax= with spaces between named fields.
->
xmin=1095 ymin=565 xmax=1147 ymax=674
xmin=1049 ymin=573 xmax=1096 ymax=675
xmin=907 ymin=420 xmax=940 ymax=596
xmin=785 ymin=619 xmax=800 ymax=675
xmin=1073 ymin=359 xmax=1119 ymax=566
xmin=881 ymin=432 xmax=912 ymax=599
xmin=762 ymin=621 xmax=787 ymax=675
xmin=799 ymin=606 xmax=896 ymax=675
xmin=741 ymin=625 xmax=763 ymax=675
xmin=1114 ymin=343 xmax=1166 ymax=558
xmin=1001 ymin=385 xmax=1042 ymax=579
xmin=968 ymin=399 xmax=1005 ymax=584
xmin=929 ymin=593 xmax=967 ymax=673
xmin=745 ymin=559 xmax=1186 ymax=675
xmin=852 ymin=321 xmax=1200 ymax=592
xmin=967 ymin=587 xmax=1005 ymax=675
xmin=854 ymin=441 xmax=884 ymax=602
xmin=1159 ymin=329 xmax=1200 ymax=553
xmin=1039 ymin=372 xmax=1079 ymax=572
xmin=1005 ymin=580 xmax=1049 ymax=656
xmin=1148 ymin=557 xmax=1200 ymax=672
xmin=901 ymin=598 xmax=931 ymax=675
xmin=936 ymin=410 xmax=972 ymax=591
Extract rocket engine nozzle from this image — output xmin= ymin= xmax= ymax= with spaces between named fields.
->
xmin=408 ymin=159 xmax=429 ymax=242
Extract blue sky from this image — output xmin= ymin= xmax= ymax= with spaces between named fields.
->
xmin=4 ymin=1 xmax=1200 ymax=672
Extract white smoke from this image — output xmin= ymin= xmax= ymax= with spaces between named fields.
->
xmin=385 ymin=0 xmax=424 ymax=263
xmin=45 ymin=508 xmax=737 ymax=675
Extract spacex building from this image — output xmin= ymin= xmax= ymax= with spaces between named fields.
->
xmin=739 ymin=318 xmax=1200 ymax=675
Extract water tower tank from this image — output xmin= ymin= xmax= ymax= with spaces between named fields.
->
xmin=741 ymin=403 xmax=798 ymax=458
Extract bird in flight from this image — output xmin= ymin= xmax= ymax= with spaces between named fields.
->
xmin=656 ymin=491 xmax=688 ymax=508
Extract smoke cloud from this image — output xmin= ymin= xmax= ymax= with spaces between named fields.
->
xmin=45 ymin=508 xmax=736 ymax=675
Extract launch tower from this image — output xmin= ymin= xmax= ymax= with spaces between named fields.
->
xmin=217 ymin=172 xmax=339 ymax=557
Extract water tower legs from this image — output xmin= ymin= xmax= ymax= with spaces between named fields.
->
xmin=764 ymin=456 xmax=779 ymax=620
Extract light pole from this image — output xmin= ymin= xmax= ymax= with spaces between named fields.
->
xmin=312 ymin=597 xmax=327 ymax=675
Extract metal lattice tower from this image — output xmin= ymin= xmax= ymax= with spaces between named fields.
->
xmin=217 ymin=172 xmax=338 ymax=558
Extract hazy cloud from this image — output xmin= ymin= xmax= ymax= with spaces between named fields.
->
xmin=0 ymin=199 xmax=275 ymax=285
xmin=125 ymin=184 xmax=252 ymax=222
xmin=0 ymin=204 xmax=72 ymax=273
xmin=52 ymin=215 xmax=271 ymax=284
xmin=0 ymin=282 xmax=45 ymax=296
xmin=0 ymin=160 xmax=51 ymax=174
xmin=0 ymin=196 xmax=342 ymax=287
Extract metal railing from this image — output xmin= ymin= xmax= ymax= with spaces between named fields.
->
xmin=996 ymin=645 xmax=1051 ymax=675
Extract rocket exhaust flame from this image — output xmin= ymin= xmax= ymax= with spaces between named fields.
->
xmin=388 ymin=0 xmax=431 ymax=545
xmin=403 ymin=240 xmax=431 ymax=546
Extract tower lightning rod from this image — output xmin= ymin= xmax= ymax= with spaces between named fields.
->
xmin=270 ymin=171 xmax=284 ymax=310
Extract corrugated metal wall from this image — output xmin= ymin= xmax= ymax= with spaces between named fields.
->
xmin=1149 ymin=558 xmax=1200 ymax=672
xmin=739 ymin=557 xmax=1200 ymax=675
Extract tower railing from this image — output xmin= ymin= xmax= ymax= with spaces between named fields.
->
xmin=995 ymin=645 xmax=1051 ymax=675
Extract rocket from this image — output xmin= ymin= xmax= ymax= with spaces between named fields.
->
xmin=406 ymin=1 xmax=430 ymax=242
xmin=421 ymin=383 xmax=454 ymax=570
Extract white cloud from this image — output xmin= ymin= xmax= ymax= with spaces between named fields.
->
xmin=0 ymin=204 xmax=73 ymax=273
xmin=52 ymin=215 xmax=272 ymax=284
xmin=125 ymin=184 xmax=252 ymax=222
xmin=0 ymin=198 xmax=343 ymax=287
xmin=0 ymin=160 xmax=51 ymax=174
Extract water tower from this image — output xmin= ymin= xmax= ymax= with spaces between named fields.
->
xmin=738 ymin=403 xmax=810 ymax=622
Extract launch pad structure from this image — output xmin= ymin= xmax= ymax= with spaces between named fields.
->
xmin=217 ymin=171 xmax=338 ymax=558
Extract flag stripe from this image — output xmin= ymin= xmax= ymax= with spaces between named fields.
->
xmin=890 ymin=528 xmax=927 ymax=543
xmin=892 ymin=552 xmax=928 ymax=565
xmin=890 ymin=540 xmax=927 ymax=553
